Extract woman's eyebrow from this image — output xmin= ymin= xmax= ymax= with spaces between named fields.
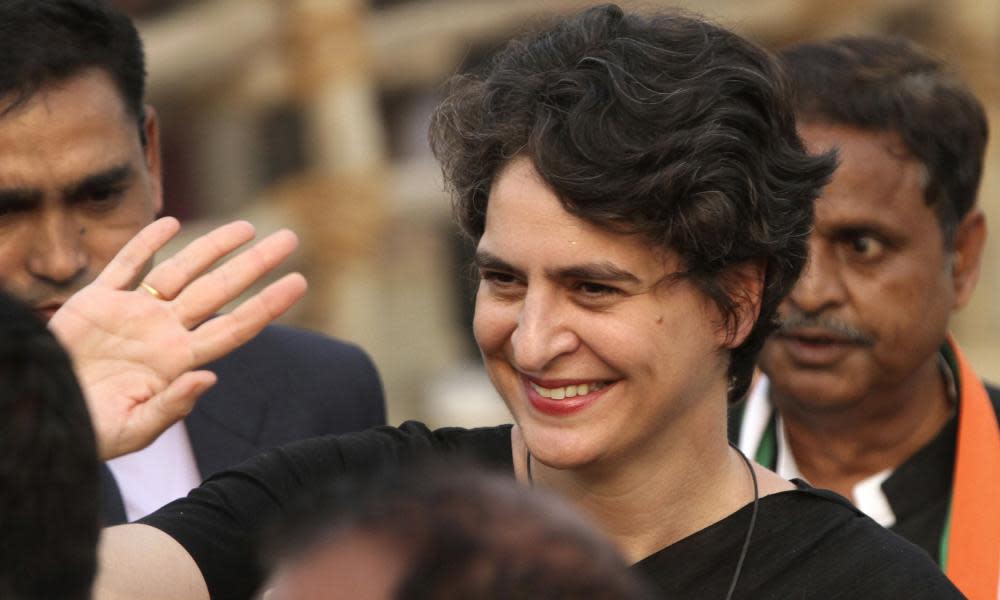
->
xmin=552 ymin=263 xmax=641 ymax=284
xmin=474 ymin=250 xmax=524 ymax=277
xmin=475 ymin=249 xmax=640 ymax=284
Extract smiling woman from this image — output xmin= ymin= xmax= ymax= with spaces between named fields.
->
xmin=473 ymin=157 xmax=732 ymax=475
xmin=86 ymin=4 xmax=964 ymax=600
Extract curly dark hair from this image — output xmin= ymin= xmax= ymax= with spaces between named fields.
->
xmin=429 ymin=4 xmax=836 ymax=401
xmin=0 ymin=0 xmax=147 ymax=141
xmin=781 ymin=36 xmax=988 ymax=247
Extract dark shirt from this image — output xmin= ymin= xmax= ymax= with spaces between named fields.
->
xmin=142 ymin=422 xmax=961 ymax=600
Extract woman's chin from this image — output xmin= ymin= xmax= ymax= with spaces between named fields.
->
xmin=522 ymin=430 xmax=604 ymax=471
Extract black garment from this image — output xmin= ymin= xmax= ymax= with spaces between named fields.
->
xmin=635 ymin=483 xmax=959 ymax=598
xmin=101 ymin=324 xmax=387 ymax=525
xmin=728 ymin=382 xmax=1000 ymax=565
xmin=142 ymin=422 xmax=961 ymax=600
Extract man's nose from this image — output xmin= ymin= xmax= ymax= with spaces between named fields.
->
xmin=510 ymin=289 xmax=580 ymax=373
xmin=27 ymin=212 xmax=88 ymax=286
xmin=788 ymin=241 xmax=846 ymax=314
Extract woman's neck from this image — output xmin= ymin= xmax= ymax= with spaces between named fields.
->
xmin=512 ymin=411 xmax=763 ymax=562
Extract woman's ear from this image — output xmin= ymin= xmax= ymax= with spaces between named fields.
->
xmin=719 ymin=260 xmax=766 ymax=349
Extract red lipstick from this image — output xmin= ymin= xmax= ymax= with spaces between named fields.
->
xmin=522 ymin=376 xmax=613 ymax=417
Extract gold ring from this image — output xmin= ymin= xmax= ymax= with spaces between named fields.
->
xmin=139 ymin=282 xmax=164 ymax=300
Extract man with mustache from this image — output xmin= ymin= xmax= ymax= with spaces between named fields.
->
xmin=0 ymin=0 xmax=386 ymax=525
xmin=733 ymin=36 xmax=999 ymax=597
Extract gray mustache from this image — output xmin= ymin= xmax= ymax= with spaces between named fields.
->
xmin=776 ymin=312 xmax=875 ymax=346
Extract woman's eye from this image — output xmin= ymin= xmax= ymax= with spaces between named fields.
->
xmin=576 ymin=282 xmax=619 ymax=297
xmin=479 ymin=271 xmax=514 ymax=283
xmin=480 ymin=270 xmax=519 ymax=287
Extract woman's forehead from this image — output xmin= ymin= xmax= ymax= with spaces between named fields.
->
xmin=484 ymin=159 xmax=669 ymax=251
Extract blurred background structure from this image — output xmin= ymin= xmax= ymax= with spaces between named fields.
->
xmin=116 ymin=0 xmax=1000 ymax=427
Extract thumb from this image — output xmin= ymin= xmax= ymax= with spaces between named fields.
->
xmin=106 ymin=371 xmax=217 ymax=459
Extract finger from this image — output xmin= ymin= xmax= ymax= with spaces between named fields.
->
xmin=189 ymin=272 xmax=307 ymax=366
xmin=171 ymin=229 xmax=300 ymax=328
xmin=142 ymin=220 xmax=256 ymax=300
xmin=94 ymin=217 xmax=181 ymax=289
xmin=115 ymin=371 xmax=218 ymax=459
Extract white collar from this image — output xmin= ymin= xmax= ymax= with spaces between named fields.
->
xmin=741 ymin=375 xmax=897 ymax=527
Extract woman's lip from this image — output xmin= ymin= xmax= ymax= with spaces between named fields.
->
xmin=521 ymin=376 xmax=614 ymax=417
xmin=522 ymin=376 xmax=608 ymax=388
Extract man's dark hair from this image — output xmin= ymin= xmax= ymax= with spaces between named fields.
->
xmin=430 ymin=4 xmax=835 ymax=401
xmin=264 ymin=461 xmax=654 ymax=599
xmin=781 ymin=35 xmax=989 ymax=246
xmin=0 ymin=292 xmax=100 ymax=600
xmin=0 ymin=0 xmax=147 ymax=136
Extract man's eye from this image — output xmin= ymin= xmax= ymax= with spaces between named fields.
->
xmin=846 ymin=236 xmax=885 ymax=260
xmin=0 ymin=202 xmax=32 ymax=219
xmin=78 ymin=187 xmax=126 ymax=210
xmin=0 ymin=200 xmax=38 ymax=221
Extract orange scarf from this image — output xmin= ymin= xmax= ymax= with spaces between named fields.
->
xmin=944 ymin=337 xmax=1000 ymax=599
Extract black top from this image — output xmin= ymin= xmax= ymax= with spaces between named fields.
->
xmin=142 ymin=422 xmax=961 ymax=600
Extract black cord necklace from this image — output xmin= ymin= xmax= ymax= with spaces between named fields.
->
xmin=726 ymin=444 xmax=759 ymax=600
xmin=525 ymin=444 xmax=759 ymax=600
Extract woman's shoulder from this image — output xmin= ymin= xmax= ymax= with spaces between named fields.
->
xmin=636 ymin=485 xmax=962 ymax=598
xmin=259 ymin=421 xmax=514 ymax=475
xmin=747 ymin=486 xmax=961 ymax=598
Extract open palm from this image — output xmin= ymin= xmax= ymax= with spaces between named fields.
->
xmin=49 ymin=218 xmax=307 ymax=460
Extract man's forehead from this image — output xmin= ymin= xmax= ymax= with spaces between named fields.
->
xmin=0 ymin=71 xmax=141 ymax=193
xmin=804 ymin=124 xmax=932 ymax=227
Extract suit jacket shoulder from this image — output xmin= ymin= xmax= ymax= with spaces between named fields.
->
xmin=186 ymin=324 xmax=386 ymax=477
xmin=101 ymin=325 xmax=386 ymax=525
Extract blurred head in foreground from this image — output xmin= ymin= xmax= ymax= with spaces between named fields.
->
xmin=261 ymin=462 xmax=653 ymax=599
xmin=0 ymin=291 xmax=100 ymax=599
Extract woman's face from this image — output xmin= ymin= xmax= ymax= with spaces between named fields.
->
xmin=473 ymin=157 xmax=732 ymax=470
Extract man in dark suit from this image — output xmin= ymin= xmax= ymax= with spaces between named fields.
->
xmin=729 ymin=36 xmax=998 ymax=597
xmin=0 ymin=0 xmax=386 ymax=525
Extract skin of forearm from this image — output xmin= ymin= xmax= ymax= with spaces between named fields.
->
xmin=94 ymin=524 xmax=209 ymax=600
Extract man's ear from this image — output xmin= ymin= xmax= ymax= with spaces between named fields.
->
xmin=720 ymin=259 xmax=766 ymax=349
xmin=142 ymin=104 xmax=164 ymax=216
xmin=951 ymin=208 xmax=986 ymax=310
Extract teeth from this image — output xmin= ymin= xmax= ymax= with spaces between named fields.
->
xmin=530 ymin=381 xmax=606 ymax=399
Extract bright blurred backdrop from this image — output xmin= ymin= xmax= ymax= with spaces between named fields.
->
xmin=114 ymin=0 xmax=1000 ymax=427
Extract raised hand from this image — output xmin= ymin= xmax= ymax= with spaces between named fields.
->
xmin=49 ymin=217 xmax=308 ymax=460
